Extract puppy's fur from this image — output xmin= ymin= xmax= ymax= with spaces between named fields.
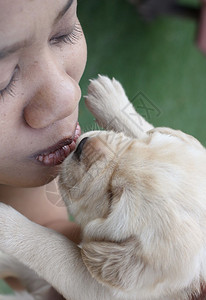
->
xmin=0 ymin=76 xmax=206 ymax=300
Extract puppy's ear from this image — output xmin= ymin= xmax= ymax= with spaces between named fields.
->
xmin=81 ymin=236 xmax=143 ymax=291
xmin=149 ymin=127 xmax=203 ymax=148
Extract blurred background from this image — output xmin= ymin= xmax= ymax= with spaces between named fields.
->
xmin=79 ymin=0 xmax=206 ymax=146
xmin=0 ymin=0 xmax=206 ymax=295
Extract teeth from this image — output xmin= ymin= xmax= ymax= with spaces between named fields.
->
xmin=38 ymin=155 xmax=43 ymax=162
xmin=36 ymin=123 xmax=82 ymax=165
xmin=44 ymin=155 xmax=50 ymax=165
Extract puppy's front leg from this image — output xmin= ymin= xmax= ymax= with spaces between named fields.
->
xmin=85 ymin=75 xmax=153 ymax=139
xmin=0 ymin=291 xmax=34 ymax=300
xmin=0 ymin=204 xmax=113 ymax=300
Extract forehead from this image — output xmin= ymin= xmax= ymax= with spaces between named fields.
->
xmin=0 ymin=0 xmax=74 ymax=47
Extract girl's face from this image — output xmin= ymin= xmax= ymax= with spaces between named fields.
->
xmin=0 ymin=0 xmax=87 ymax=187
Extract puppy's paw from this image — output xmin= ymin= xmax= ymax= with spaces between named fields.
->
xmin=85 ymin=75 xmax=131 ymax=131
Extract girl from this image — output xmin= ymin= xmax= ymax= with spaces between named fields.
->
xmin=0 ymin=0 xmax=87 ymax=291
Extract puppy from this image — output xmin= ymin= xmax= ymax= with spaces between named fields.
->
xmin=0 ymin=76 xmax=206 ymax=300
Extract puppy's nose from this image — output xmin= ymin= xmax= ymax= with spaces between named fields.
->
xmin=74 ymin=137 xmax=89 ymax=161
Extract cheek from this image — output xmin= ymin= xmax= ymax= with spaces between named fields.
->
xmin=62 ymin=33 xmax=87 ymax=82
xmin=0 ymin=110 xmax=19 ymax=156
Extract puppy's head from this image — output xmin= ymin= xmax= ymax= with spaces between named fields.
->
xmin=59 ymin=128 xmax=206 ymax=297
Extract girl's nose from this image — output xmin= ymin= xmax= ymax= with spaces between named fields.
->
xmin=23 ymin=62 xmax=81 ymax=129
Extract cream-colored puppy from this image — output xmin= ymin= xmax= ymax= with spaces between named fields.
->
xmin=0 ymin=76 xmax=206 ymax=300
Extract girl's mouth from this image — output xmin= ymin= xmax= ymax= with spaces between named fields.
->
xmin=35 ymin=123 xmax=81 ymax=166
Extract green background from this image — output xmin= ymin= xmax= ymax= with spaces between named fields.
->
xmin=79 ymin=0 xmax=206 ymax=146
xmin=0 ymin=0 xmax=205 ymax=295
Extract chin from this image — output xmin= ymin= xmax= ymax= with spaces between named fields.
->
xmin=26 ymin=167 xmax=60 ymax=188
xmin=2 ymin=165 xmax=60 ymax=188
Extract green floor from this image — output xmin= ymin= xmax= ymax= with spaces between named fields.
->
xmin=1 ymin=0 xmax=205 ymax=295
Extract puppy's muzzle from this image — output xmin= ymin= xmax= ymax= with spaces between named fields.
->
xmin=74 ymin=137 xmax=89 ymax=160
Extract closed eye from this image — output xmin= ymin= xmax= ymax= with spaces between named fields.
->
xmin=50 ymin=23 xmax=82 ymax=46
xmin=0 ymin=66 xmax=19 ymax=101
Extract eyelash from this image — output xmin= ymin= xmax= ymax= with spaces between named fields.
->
xmin=50 ymin=23 xmax=82 ymax=45
xmin=0 ymin=66 xmax=19 ymax=101
xmin=0 ymin=24 xmax=82 ymax=100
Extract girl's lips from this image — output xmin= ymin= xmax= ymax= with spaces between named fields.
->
xmin=35 ymin=123 xmax=81 ymax=166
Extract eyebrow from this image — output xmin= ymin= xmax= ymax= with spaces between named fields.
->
xmin=0 ymin=0 xmax=74 ymax=60
xmin=54 ymin=0 xmax=74 ymax=24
